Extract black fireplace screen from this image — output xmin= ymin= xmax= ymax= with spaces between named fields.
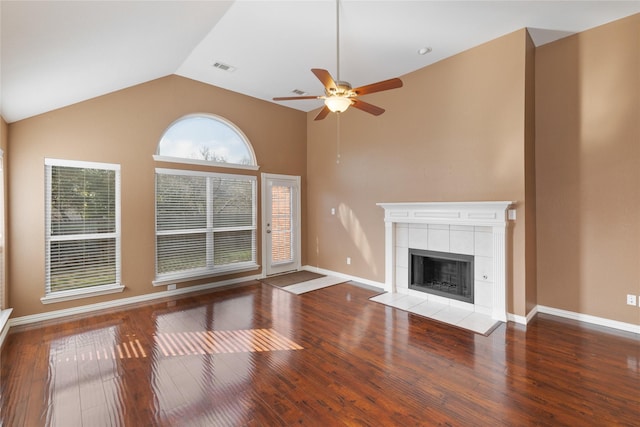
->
xmin=409 ymin=249 xmax=474 ymax=304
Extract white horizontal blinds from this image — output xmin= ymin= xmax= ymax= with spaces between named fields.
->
xmin=271 ymin=184 xmax=293 ymax=263
xmin=211 ymin=176 xmax=256 ymax=266
xmin=45 ymin=159 xmax=121 ymax=294
xmin=156 ymin=173 xmax=207 ymax=275
xmin=155 ymin=169 xmax=256 ymax=280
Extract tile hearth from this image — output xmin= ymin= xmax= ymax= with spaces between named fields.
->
xmin=369 ymin=292 xmax=500 ymax=335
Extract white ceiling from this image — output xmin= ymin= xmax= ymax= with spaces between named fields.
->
xmin=2 ymin=1 xmax=639 ymax=123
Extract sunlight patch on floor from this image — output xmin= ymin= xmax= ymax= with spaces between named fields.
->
xmin=155 ymin=328 xmax=303 ymax=356
xmin=52 ymin=328 xmax=302 ymax=363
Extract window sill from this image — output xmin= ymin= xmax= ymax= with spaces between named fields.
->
xmin=0 ymin=308 xmax=12 ymax=346
xmin=153 ymin=263 xmax=260 ymax=287
xmin=41 ymin=284 xmax=125 ymax=305
xmin=153 ymin=155 xmax=260 ymax=171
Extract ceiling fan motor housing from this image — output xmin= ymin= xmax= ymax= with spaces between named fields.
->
xmin=327 ymin=81 xmax=353 ymax=97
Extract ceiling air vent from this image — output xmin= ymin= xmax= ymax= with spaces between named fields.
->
xmin=212 ymin=61 xmax=236 ymax=72
xmin=292 ymin=89 xmax=307 ymax=96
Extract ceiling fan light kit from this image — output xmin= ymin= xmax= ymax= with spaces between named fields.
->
xmin=273 ymin=0 xmax=403 ymax=120
xmin=325 ymin=96 xmax=353 ymax=113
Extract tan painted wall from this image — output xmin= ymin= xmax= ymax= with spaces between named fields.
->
xmin=306 ymin=30 xmax=532 ymax=316
xmin=7 ymin=75 xmax=307 ymax=317
xmin=524 ymin=32 xmax=538 ymax=314
xmin=0 ymin=117 xmax=6 ymax=151
xmin=536 ymin=15 xmax=640 ymax=324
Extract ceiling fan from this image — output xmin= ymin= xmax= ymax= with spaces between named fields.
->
xmin=273 ymin=0 xmax=403 ymax=121
xmin=274 ymin=69 xmax=403 ymax=121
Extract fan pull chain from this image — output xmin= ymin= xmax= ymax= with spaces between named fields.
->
xmin=335 ymin=0 xmax=342 ymax=165
xmin=336 ymin=113 xmax=341 ymax=164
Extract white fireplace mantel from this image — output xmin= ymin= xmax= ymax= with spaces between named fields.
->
xmin=377 ymin=201 xmax=513 ymax=322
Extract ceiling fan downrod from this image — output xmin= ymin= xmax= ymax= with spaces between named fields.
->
xmin=272 ymin=0 xmax=403 ymax=120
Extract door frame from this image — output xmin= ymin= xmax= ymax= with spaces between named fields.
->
xmin=261 ymin=173 xmax=301 ymax=276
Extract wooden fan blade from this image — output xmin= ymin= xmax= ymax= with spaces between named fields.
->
xmin=311 ymin=69 xmax=337 ymax=91
xmin=351 ymin=99 xmax=385 ymax=116
xmin=273 ymin=95 xmax=321 ymax=101
xmin=314 ymin=106 xmax=331 ymax=121
xmin=353 ymin=78 xmax=403 ymax=96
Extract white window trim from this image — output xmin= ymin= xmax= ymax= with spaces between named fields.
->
xmin=43 ymin=158 xmax=123 ymax=303
xmin=152 ymin=263 xmax=259 ymax=287
xmin=154 ymin=168 xmax=258 ymax=285
xmin=45 ymin=158 xmax=119 ymax=170
xmin=154 ymin=113 xmax=260 ymax=170
xmin=155 ymin=168 xmax=253 ymax=180
xmin=261 ymin=173 xmax=302 ymax=276
xmin=41 ymin=284 xmax=125 ymax=304
xmin=153 ymin=155 xmax=259 ymax=171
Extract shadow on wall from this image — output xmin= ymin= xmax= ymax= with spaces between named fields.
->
xmin=337 ymin=202 xmax=377 ymax=276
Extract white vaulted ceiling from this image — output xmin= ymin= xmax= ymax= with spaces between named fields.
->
xmin=1 ymin=1 xmax=639 ymax=123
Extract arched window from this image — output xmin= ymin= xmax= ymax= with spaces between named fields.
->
xmin=154 ymin=114 xmax=258 ymax=170
xmin=153 ymin=114 xmax=259 ymax=285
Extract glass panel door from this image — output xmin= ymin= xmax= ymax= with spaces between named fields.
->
xmin=263 ymin=175 xmax=300 ymax=276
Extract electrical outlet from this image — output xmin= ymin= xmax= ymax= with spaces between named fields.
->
xmin=346 ymin=257 xmax=351 ymax=265
xmin=627 ymin=294 xmax=637 ymax=306
xmin=331 ymin=208 xmax=336 ymax=215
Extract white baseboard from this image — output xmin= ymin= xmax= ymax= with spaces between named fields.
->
xmin=6 ymin=268 xmax=378 ymax=332
xmin=507 ymin=313 xmax=527 ymax=325
xmin=298 ymin=270 xmax=639 ymax=335
xmin=499 ymin=304 xmax=639 ymax=335
xmin=7 ymin=272 xmax=637 ymax=338
xmin=9 ymin=274 xmax=261 ymax=328
xmin=507 ymin=305 xmax=538 ymax=325
xmin=537 ymin=305 xmax=640 ymax=335
xmin=301 ymin=265 xmax=385 ymax=291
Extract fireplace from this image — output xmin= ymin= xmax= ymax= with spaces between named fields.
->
xmin=378 ymin=201 xmax=513 ymax=322
xmin=409 ymin=249 xmax=474 ymax=304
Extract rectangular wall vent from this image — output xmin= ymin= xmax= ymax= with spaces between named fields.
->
xmin=212 ymin=61 xmax=236 ymax=72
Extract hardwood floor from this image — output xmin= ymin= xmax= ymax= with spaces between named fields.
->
xmin=1 ymin=281 xmax=638 ymax=426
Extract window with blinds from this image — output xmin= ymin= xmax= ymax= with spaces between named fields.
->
xmin=44 ymin=159 xmax=121 ymax=299
xmin=155 ymin=169 xmax=257 ymax=283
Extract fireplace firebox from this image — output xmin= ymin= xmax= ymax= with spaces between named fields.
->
xmin=409 ymin=249 xmax=474 ymax=304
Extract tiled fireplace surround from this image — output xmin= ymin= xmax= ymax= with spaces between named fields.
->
xmin=378 ymin=202 xmax=513 ymax=322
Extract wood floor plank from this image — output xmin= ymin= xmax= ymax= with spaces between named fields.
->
xmin=1 ymin=280 xmax=639 ymax=426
